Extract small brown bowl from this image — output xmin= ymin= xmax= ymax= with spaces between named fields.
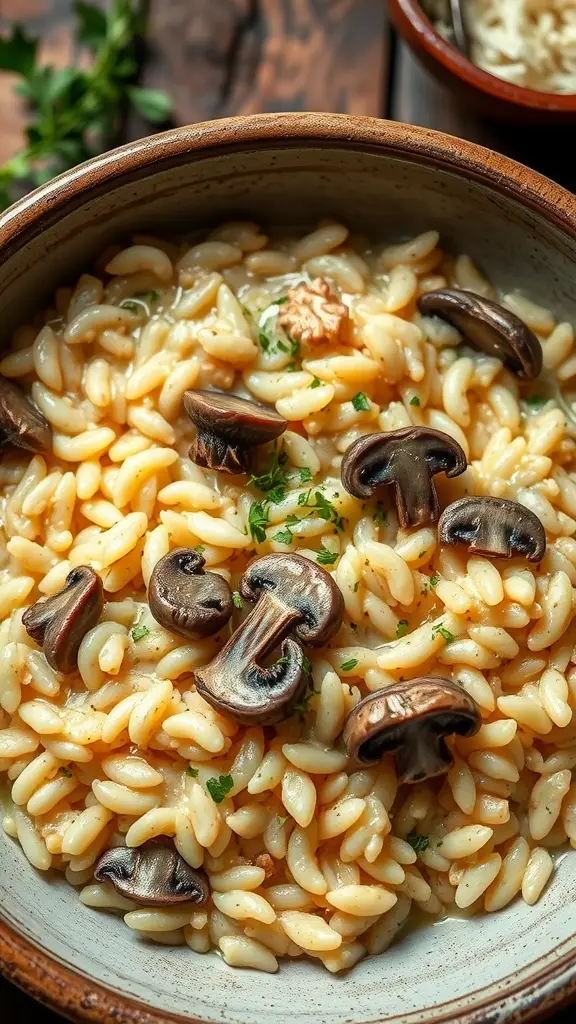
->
xmin=388 ymin=0 xmax=576 ymax=123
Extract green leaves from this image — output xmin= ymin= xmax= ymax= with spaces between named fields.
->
xmin=206 ymin=774 xmax=234 ymax=804
xmin=131 ymin=624 xmax=150 ymax=642
xmin=249 ymin=443 xmax=289 ymax=498
xmin=432 ymin=622 xmax=455 ymax=643
xmin=248 ymin=501 xmax=270 ymax=543
xmin=316 ymin=549 xmax=338 ymax=565
xmin=127 ymin=86 xmax=172 ymax=123
xmin=232 ymin=591 xmax=243 ymax=609
xmin=351 ymin=392 xmax=370 ymax=412
xmin=0 ymin=0 xmax=172 ymax=210
xmin=186 ymin=766 xmax=199 ymax=778
xmin=395 ymin=619 xmax=409 ymax=638
xmin=406 ymin=832 xmax=429 ymax=853
xmin=340 ymin=658 xmax=358 ymax=672
xmin=0 ymin=24 xmax=37 ymax=76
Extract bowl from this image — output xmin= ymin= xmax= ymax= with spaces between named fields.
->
xmin=387 ymin=0 xmax=576 ymax=123
xmin=1 ymin=112 xmax=576 ymax=1024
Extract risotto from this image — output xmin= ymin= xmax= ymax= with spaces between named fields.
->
xmin=1 ymin=220 xmax=576 ymax=976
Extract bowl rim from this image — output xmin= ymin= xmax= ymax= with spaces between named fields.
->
xmin=0 ymin=110 xmax=576 ymax=1024
xmin=388 ymin=0 xmax=576 ymax=111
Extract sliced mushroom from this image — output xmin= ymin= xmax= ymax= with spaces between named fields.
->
xmin=439 ymin=496 xmax=546 ymax=561
xmin=183 ymin=389 xmax=287 ymax=474
xmin=94 ymin=840 xmax=210 ymax=907
xmin=417 ymin=289 xmax=543 ymax=380
xmin=22 ymin=565 xmax=103 ymax=673
xmin=148 ymin=548 xmax=233 ymax=639
xmin=195 ymin=553 xmax=344 ymax=724
xmin=0 ymin=375 xmax=52 ymax=453
xmin=341 ymin=426 xmax=467 ymax=528
xmin=343 ymin=677 xmax=480 ymax=783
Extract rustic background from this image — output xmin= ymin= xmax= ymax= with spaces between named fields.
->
xmin=0 ymin=0 xmax=574 ymax=1020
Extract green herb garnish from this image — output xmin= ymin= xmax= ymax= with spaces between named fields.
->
xmin=272 ymin=296 xmax=288 ymax=305
xmin=206 ymin=774 xmax=234 ymax=804
xmin=0 ymin=1 xmax=172 ymax=210
xmin=340 ymin=658 xmax=359 ymax=672
xmin=395 ymin=619 xmax=409 ymax=638
xmin=249 ymin=444 xmax=289 ymax=498
xmin=302 ymin=655 xmax=312 ymax=675
xmin=432 ymin=622 xmax=455 ymax=643
xmin=316 ymin=549 xmax=338 ymax=565
xmin=298 ymin=467 xmax=312 ymax=483
xmin=273 ymin=528 xmax=293 ymax=546
xmin=310 ymin=377 xmax=321 ymax=389
xmin=430 ymin=573 xmax=440 ymax=587
xmin=525 ymin=395 xmax=548 ymax=410
xmin=232 ymin=591 xmax=243 ymax=609
xmin=193 ymin=544 xmax=205 ymax=554
xmin=409 ymin=395 xmax=420 ymax=406
xmin=352 ymin=581 xmax=359 ymax=593
xmin=406 ymin=832 xmax=430 ymax=853
xmin=59 ymin=766 xmax=73 ymax=778
xmin=186 ymin=766 xmax=199 ymax=778
xmin=373 ymin=503 xmax=387 ymax=526
xmin=294 ymin=685 xmax=317 ymax=715
xmin=131 ymin=624 xmax=149 ymax=642
xmin=276 ymin=815 xmax=288 ymax=826
xmin=351 ymin=392 xmax=370 ymax=412
xmin=248 ymin=501 xmax=270 ymax=543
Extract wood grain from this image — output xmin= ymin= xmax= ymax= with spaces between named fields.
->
xmin=135 ymin=0 xmax=389 ymax=129
xmin=391 ymin=43 xmax=575 ymax=192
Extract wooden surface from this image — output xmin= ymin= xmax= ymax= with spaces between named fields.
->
xmin=0 ymin=1 xmax=574 ymax=1022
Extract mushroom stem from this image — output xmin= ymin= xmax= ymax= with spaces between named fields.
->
xmin=396 ymin=456 xmax=440 ymax=527
xmin=395 ymin=726 xmax=452 ymax=783
xmin=192 ymin=428 xmax=247 ymax=474
xmin=195 ymin=591 xmax=306 ymax=725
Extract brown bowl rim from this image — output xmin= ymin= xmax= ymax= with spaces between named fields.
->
xmin=0 ymin=111 xmax=576 ymax=1024
xmin=388 ymin=0 xmax=576 ymax=111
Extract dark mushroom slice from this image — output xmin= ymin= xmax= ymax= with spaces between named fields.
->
xmin=148 ymin=548 xmax=233 ymax=640
xmin=343 ymin=677 xmax=480 ymax=783
xmin=439 ymin=495 xmax=546 ymax=561
xmin=0 ymin=375 xmax=52 ymax=453
xmin=22 ymin=565 xmax=103 ymax=673
xmin=417 ymin=289 xmax=543 ymax=381
xmin=183 ymin=389 xmax=287 ymax=474
xmin=94 ymin=840 xmax=210 ymax=907
xmin=341 ymin=426 xmax=467 ymax=528
xmin=195 ymin=553 xmax=344 ymax=725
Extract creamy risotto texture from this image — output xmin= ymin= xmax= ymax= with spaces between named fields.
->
xmin=1 ymin=221 xmax=576 ymax=975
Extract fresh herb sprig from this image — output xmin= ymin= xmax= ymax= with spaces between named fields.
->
xmin=0 ymin=1 xmax=171 ymax=209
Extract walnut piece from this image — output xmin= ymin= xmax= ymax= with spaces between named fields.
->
xmin=278 ymin=278 xmax=349 ymax=345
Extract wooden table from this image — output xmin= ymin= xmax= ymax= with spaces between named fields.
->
xmin=0 ymin=1 xmax=574 ymax=1021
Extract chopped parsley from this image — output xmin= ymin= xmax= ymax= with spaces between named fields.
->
xmin=294 ymin=685 xmax=317 ymax=715
xmin=525 ymin=394 xmax=548 ymax=410
xmin=272 ymin=296 xmax=288 ymax=305
xmin=395 ymin=619 xmax=409 ymax=638
xmin=406 ymin=832 xmax=430 ymax=854
xmin=409 ymin=395 xmax=420 ymax=406
xmin=194 ymin=544 xmax=205 ymax=554
xmin=298 ymin=467 xmax=312 ymax=484
xmin=186 ymin=766 xmax=199 ymax=778
xmin=310 ymin=377 xmax=321 ymax=389
xmin=351 ymin=392 xmax=370 ymax=412
xmin=340 ymin=658 xmax=359 ymax=672
xmin=430 ymin=573 xmax=440 ymax=587
xmin=373 ymin=503 xmax=387 ymax=526
xmin=432 ymin=622 xmax=455 ymax=643
xmin=120 ymin=300 xmax=140 ymax=313
xmin=59 ymin=766 xmax=73 ymax=778
xmin=352 ymin=581 xmax=359 ymax=592
xmin=232 ymin=591 xmax=243 ymax=609
xmin=249 ymin=443 xmax=289 ymax=498
xmin=302 ymin=655 xmax=312 ymax=675
xmin=316 ymin=548 xmax=338 ymax=565
xmin=131 ymin=624 xmax=150 ymax=642
xmin=258 ymin=331 xmax=271 ymax=353
xmin=135 ymin=289 xmax=159 ymax=305
xmin=297 ymin=489 xmax=344 ymax=531
xmin=206 ymin=774 xmax=234 ymax=804
xmin=248 ymin=501 xmax=270 ymax=543
xmin=276 ymin=815 xmax=288 ymax=826
xmin=273 ymin=528 xmax=294 ymax=546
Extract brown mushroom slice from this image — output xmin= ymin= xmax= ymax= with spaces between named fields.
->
xmin=0 ymin=375 xmax=52 ymax=453
xmin=343 ymin=678 xmax=480 ymax=783
xmin=94 ymin=840 xmax=210 ymax=907
xmin=341 ymin=427 xmax=467 ymax=528
xmin=148 ymin=548 xmax=233 ymax=640
xmin=183 ymin=389 xmax=287 ymax=474
xmin=439 ymin=496 xmax=546 ymax=561
xmin=22 ymin=565 xmax=103 ymax=673
xmin=417 ymin=289 xmax=543 ymax=380
xmin=195 ymin=553 xmax=344 ymax=725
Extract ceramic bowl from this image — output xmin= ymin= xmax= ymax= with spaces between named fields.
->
xmin=1 ymin=113 xmax=576 ymax=1024
xmin=387 ymin=0 xmax=576 ymax=123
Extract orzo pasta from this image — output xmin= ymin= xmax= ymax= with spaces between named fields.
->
xmin=1 ymin=220 xmax=576 ymax=974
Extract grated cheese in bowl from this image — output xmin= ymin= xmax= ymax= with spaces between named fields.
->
xmin=423 ymin=0 xmax=576 ymax=93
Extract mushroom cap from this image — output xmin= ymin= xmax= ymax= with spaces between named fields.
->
xmin=439 ymin=495 xmax=546 ymax=562
xmin=183 ymin=389 xmax=287 ymax=447
xmin=147 ymin=547 xmax=233 ymax=640
xmin=239 ymin=552 xmax=344 ymax=646
xmin=341 ymin=426 xmax=467 ymax=528
xmin=0 ymin=375 xmax=52 ymax=453
xmin=94 ymin=839 xmax=210 ymax=907
xmin=417 ymin=289 xmax=543 ymax=381
xmin=343 ymin=678 xmax=481 ymax=783
xmin=22 ymin=565 xmax=103 ymax=673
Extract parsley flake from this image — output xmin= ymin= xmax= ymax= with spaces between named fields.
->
xmin=409 ymin=395 xmax=420 ymax=406
xmin=206 ymin=774 xmax=234 ymax=804
xmin=248 ymin=501 xmax=269 ymax=543
xmin=373 ymin=503 xmax=387 ymax=526
xmin=249 ymin=444 xmax=289 ymax=498
xmin=194 ymin=544 xmax=205 ymax=554
xmin=432 ymin=622 xmax=455 ymax=643
xmin=186 ymin=766 xmax=199 ymax=778
xmin=59 ymin=766 xmax=73 ymax=778
xmin=525 ymin=394 xmax=548 ymax=410
xmin=131 ymin=624 xmax=149 ymax=642
xmin=395 ymin=619 xmax=409 ymax=638
xmin=310 ymin=377 xmax=321 ymax=389
xmin=430 ymin=573 xmax=440 ymax=587
xmin=294 ymin=685 xmax=317 ymax=715
xmin=302 ymin=655 xmax=312 ymax=675
xmin=351 ymin=392 xmax=370 ymax=412
xmin=273 ymin=528 xmax=293 ymax=546
xmin=272 ymin=296 xmax=288 ymax=305
xmin=340 ymin=658 xmax=359 ymax=672
xmin=316 ymin=549 xmax=338 ymax=565
xmin=298 ymin=467 xmax=312 ymax=483
xmin=276 ymin=815 xmax=288 ymax=826
xmin=232 ymin=591 xmax=243 ymax=609
xmin=406 ymin=832 xmax=430 ymax=853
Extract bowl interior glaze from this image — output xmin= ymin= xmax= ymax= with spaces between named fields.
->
xmin=1 ymin=114 xmax=576 ymax=1024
